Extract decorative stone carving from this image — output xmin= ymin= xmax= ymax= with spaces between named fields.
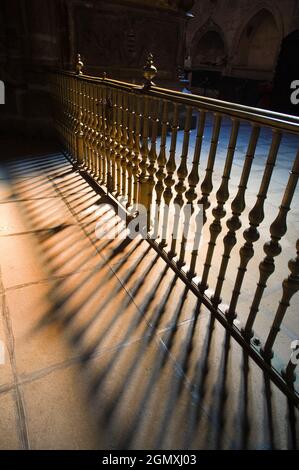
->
xmin=74 ymin=2 xmax=183 ymax=80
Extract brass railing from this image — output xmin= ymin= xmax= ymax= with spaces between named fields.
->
xmin=50 ymin=54 xmax=299 ymax=406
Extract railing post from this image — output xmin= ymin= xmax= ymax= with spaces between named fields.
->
xmin=76 ymin=53 xmax=84 ymax=76
xmin=143 ymin=52 xmax=157 ymax=90
xmin=137 ymin=53 xmax=158 ymax=229
xmin=75 ymin=53 xmax=85 ymax=166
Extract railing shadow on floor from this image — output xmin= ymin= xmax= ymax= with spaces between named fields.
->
xmin=3 ymin=151 xmax=297 ymax=449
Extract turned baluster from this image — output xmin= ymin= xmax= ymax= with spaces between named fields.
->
xmin=64 ymin=76 xmax=69 ymax=152
xmin=114 ymin=90 xmax=123 ymax=196
xmin=102 ymin=85 xmax=109 ymax=185
xmin=90 ymin=83 xmax=96 ymax=173
xmin=51 ymin=75 xmax=56 ymax=133
xmin=79 ymin=81 xmax=86 ymax=166
xmin=262 ymin=239 xmax=299 ymax=360
xmin=93 ymin=84 xmax=100 ymax=175
xmin=63 ymin=76 xmax=67 ymax=147
xmin=120 ymin=91 xmax=129 ymax=200
xmin=101 ymin=85 xmax=108 ymax=186
xmin=186 ymin=110 xmax=206 ymax=278
xmin=70 ymin=77 xmax=77 ymax=157
xmin=63 ymin=76 xmax=67 ymax=142
xmin=227 ymin=130 xmax=282 ymax=320
xmin=84 ymin=82 xmax=92 ymax=169
xmin=160 ymin=103 xmax=179 ymax=248
xmin=68 ymin=77 xmax=73 ymax=154
xmin=71 ymin=78 xmax=77 ymax=157
xmin=147 ymin=98 xmax=159 ymax=232
xmin=98 ymin=85 xmax=106 ymax=185
xmin=69 ymin=78 xmax=75 ymax=155
xmin=76 ymin=79 xmax=85 ymax=166
xmin=60 ymin=76 xmax=63 ymax=139
xmin=60 ymin=75 xmax=66 ymax=149
xmin=95 ymin=84 xmax=101 ymax=179
xmin=200 ymin=118 xmax=240 ymax=291
xmin=109 ymin=88 xmax=118 ymax=193
xmin=64 ymin=76 xmax=67 ymax=148
xmin=138 ymin=95 xmax=150 ymax=221
xmin=90 ymin=83 xmax=97 ymax=174
xmin=65 ymin=75 xmax=71 ymax=154
xmin=107 ymin=89 xmax=115 ymax=192
xmin=169 ymin=106 xmax=193 ymax=260
xmin=61 ymin=75 xmax=66 ymax=148
xmin=85 ymin=81 xmax=91 ymax=169
xmin=58 ymin=75 xmax=62 ymax=145
xmin=213 ymin=125 xmax=260 ymax=310
xmin=199 ymin=113 xmax=222 ymax=224
xmin=126 ymin=92 xmax=135 ymax=207
xmin=96 ymin=85 xmax=104 ymax=180
xmin=93 ymin=85 xmax=100 ymax=178
xmin=100 ymin=85 xmax=107 ymax=182
xmin=58 ymin=74 xmax=62 ymax=139
xmin=152 ymin=100 xmax=168 ymax=239
xmin=178 ymin=108 xmax=206 ymax=267
xmin=71 ymin=76 xmax=77 ymax=157
xmin=132 ymin=93 xmax=142 ymax=206
xmin=82 ymin=81 xmax=90 ymax=167
xmin=244 ymin=148 xmax=299 ymax=339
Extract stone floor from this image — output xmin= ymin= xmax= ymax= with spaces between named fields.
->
xmin=0 ymin=136 xmax=298 ymax=450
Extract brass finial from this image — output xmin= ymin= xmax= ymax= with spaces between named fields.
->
xmin=76 ymin=53 xmax=84 ymax=75
xmin=143 ymin=53 xmax=157 ymax=89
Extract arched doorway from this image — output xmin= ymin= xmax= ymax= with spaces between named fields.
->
xmin=237 ymin=9 xmax=280 ymax=72
xmin=190 ymin=28 xmax=226 ymax=97
xmin=193 ymin=30 xmax=226 ymax=68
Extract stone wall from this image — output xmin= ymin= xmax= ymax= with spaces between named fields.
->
xmin=0 ymin=0 xmax=61 ymax=136
xmin=67 ymin=0 xmax=190 ymax=82
xmin=1 ymin=0 xmax=298 ymax=136
xmin=187 ymin=0 xmax=297 ymax=78
xmin=186 ymin=0 xmax=299 ymax=108
xmin=0 ymin=0 xmax=192 ymax=137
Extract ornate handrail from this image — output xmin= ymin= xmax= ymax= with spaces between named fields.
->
xmin=49 ymin=53 xmax=299 ymax=406
xmin=59 ymin=70 xmax=299 ymax=132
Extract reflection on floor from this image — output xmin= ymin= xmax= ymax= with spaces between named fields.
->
xmin=0 ymin=138 xmax=298 ymax=449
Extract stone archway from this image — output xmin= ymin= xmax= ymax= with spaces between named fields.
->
xmin=191 ymin=22 xmax=227 ymax=68
xmin=236 ymin=9 xmax=280 ymax=71
xmin=193 ymin=30 xmax=226 ymax=67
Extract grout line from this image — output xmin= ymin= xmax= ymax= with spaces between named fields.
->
xmin=0 ymin=382 xmax=15 ymax=395
xmin=0 ymin=317 xmax=204 ymax=396
xmin=16 ymin=336 xmax=150 ymax=387
xmin=3 ymin=264 xmax=106 ymax=293
xmin=0 ymin=333 xmax=153 ymax=394
xmin=0 ymin=224 xmax=77 ymax=238
xmin=49 ymin=175 xmax=154 ymax=321
xmin=48 ymin=166 xmax=217 ymax=420
xmin=0 ymin=287 xmax=30 ymax=449
xmin=0 ymin=196 xmax=59 ymax=204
